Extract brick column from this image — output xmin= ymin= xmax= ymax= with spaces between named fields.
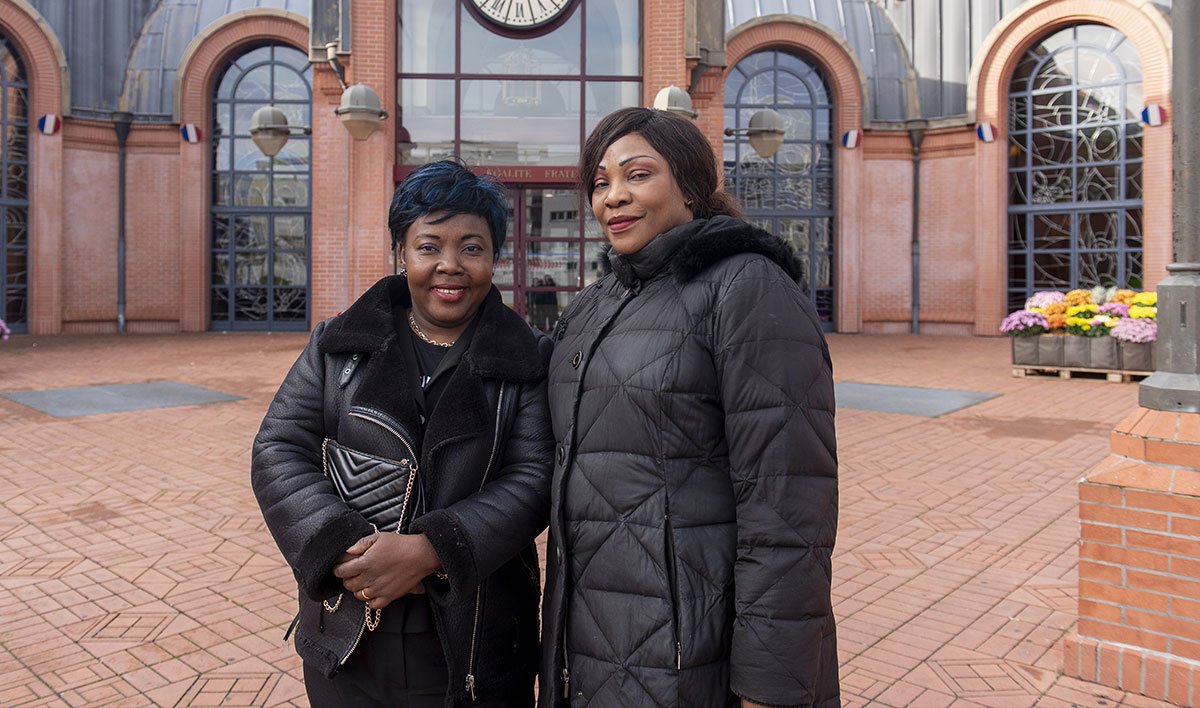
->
xmin=1065 ymin=409 xmax=1200 ymax=705
xmin=310 ymin=0 xmax=396 ymax=323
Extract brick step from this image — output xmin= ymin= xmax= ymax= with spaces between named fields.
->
xmin=1012 ymin=366 xmax=1153 ymax=383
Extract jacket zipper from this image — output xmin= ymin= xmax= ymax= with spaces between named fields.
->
xmin=556 ymin=285 xmax=640 ymax=701
xmin=339 ymin=407 xmax=420 ymax=666
xmin=664 ymin=500 xmax=682 ymax=671
xmin=464 ymin=382 xmax=507 ymax=702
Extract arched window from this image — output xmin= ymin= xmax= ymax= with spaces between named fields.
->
xmin=0 ymin=32 xmax=28 ymax=333
xmin=210 ymin=44 xmax=312 ymax=330
xmin=724 ymin=49 xmax=835 ymax=330
xmin=1007 ymin=24 xmax=1143 ymax=311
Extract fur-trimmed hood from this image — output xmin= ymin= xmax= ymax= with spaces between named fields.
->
xmin=608 ymin=215 xmax=804 ymax=289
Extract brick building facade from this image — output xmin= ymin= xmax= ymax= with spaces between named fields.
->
xmin=0 ymin=0 xmax=1175 ymax=337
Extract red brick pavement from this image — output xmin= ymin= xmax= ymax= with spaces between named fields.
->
xmin=0 ymin=332 xmax=1174 ymax=707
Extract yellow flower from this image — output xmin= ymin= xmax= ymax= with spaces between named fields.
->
xmin=1029 ymin=307 xmax=1045 ymax=314
xmin=1067 ymin=304 xmax=1098 ymax=317
xmin=1082 ymin=324 xmax=1091 ymax=330
xmin=1130 ymin=305 xmax=1157 ymax=319
xmin=1132 ymin=291 xmax=1157 ymax=306
xmin=1105 ymin=319 xmax=1118 ymax=328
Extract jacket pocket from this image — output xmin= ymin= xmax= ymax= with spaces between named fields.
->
xmin=663 ymin=504 xmax=682 ymax=671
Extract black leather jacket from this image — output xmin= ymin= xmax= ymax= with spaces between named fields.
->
xmin=253 ymin=276 xmax=553 ymax=706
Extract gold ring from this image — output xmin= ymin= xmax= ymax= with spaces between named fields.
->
xmin=361 ymin=588 xmax=371 ymax=601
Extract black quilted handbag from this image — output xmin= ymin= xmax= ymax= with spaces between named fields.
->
xmin=319 ymin=438 xmax=419 ymax=630
xmin=322 ymin=438 xmax=417 ymax=533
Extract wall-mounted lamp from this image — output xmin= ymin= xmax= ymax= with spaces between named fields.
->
xmin=334 ymin=83 xmax=389 ymax=140
xmin=322 ymin=41 xmax=389 ymax=141
xmin=653 ymin=85 xmax=697 ymax=119
xmin=249 ymin=106 xmax=312 ymax=157
xmin=724 ymin=108 xmax=786 ymax=159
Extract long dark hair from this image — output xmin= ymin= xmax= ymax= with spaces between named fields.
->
xmin=578 ymin=107 xmax=742 ymax=220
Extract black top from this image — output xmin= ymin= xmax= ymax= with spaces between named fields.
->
xmin=396 ymin=308 xmax=480 ymax=435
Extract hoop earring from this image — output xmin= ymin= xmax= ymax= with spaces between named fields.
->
xmin=685 ymin=199 xmax=694 ymax=207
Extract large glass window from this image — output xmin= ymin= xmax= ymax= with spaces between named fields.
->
xmin=0 ymin=32 xmax=28 ymax=333
xmin=397 ymin=0 xmax=637 ymax=332
xmin=396 ymin=0 xmax=640 ymax=166
xmin=210 ymin=44 xmax=312 ymax=330
xmin=1007 ymin=24 xmax=1143 ymax=312
xmin=724 ymin=49 xmax=835 ymax=330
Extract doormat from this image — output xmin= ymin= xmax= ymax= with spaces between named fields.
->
xmin=1 ymin=381 xmax=244 ymax=418
xmin=835 ymin=382 xmax=999 ymax=417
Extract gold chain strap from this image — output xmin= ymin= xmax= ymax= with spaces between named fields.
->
xmin=320 ymin=439 xmax=419 ymax=634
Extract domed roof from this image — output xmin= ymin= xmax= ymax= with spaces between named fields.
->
xmin=726 ymin=0 xmax=915 ymax=122
xmin=123 ymin=0 xmax=308 ymax=120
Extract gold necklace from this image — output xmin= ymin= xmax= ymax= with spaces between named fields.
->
xmin=408 ymin=311 xmax=454 ymax=348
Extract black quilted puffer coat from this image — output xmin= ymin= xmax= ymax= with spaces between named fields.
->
xmin=539 ymin=217 xmax=839 ymax=708
xmin=252 ymin=276 xmax=553 ymax=706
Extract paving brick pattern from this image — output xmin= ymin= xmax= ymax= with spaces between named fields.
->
xmin=0 ymin=332 xmax=1173 ymax=707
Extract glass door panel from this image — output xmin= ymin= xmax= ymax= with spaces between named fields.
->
xmin=492 ymin=185 xmax=606 ymax=333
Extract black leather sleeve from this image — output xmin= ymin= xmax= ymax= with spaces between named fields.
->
xmin=412 ymin=334 xmax=555 ymax=606
xmin=251 ymin=320 xmax=375 ymax=601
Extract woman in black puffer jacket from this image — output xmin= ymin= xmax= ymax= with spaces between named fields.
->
xmin=540 ymin=108 xmax=839 ymax=708
xmin=253 ymin=161 xmax=553 ymax=707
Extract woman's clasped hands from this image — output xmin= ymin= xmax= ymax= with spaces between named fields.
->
xmin=331 ymin=532 xmax=442 ymax=610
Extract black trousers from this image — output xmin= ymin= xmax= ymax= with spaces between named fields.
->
xmin=304 ymin=596 xmax=447 ymax=708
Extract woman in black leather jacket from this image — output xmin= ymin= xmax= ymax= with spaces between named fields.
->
xmin=253 ymin=161 xmax=553 ymax=707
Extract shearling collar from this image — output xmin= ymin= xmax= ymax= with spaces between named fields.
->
xmin=317 ymin=275 xmax=543 ymax=383
xmin=608 ymin=216 xmax=804 ymax=289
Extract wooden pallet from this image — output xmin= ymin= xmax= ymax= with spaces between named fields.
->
xmin=1012 ymin=366 xmax=1152 ymax=383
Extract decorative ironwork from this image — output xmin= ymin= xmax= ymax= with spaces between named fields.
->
xmin=1007 ymin=24 xmax=1143 ymax=312
xmin=724 ymin=49 xmax=835 ymax=330
xmin=210 ymin=45 xmax=312 ymax=330
xmin=0 ymin=32 xmax=28 ymax=331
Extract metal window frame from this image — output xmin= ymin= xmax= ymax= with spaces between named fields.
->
xmin=1006 ymin=24 xmax=1145 ymax=311
xmin=209 ymin=44 xmax=313 ymax=331
xmin=724 ymin=48 xmax=836 ymax=331
xmin=0 ymin=33 xmax=29 ymax=333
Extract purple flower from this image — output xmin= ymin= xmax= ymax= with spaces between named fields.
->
xmin=1111 ymin=317 xmax=1156 ymax=343
xmin=0 ymin=317 xmax=9 ymax=341
xmin=1001 ymin=309 xmax=1048 ymax=336
xmin=1025 ymin=291 xmax=1065 ymax=310
xmin=1098 ymin=302 xmax=1129 ymax=317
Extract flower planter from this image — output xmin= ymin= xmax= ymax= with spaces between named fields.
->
xmin=1063 ymin=336 xmax=1092 ymax=368
xmin=1090 ymin=336 xmax=1119 ymax=370
xmin=1012 ymin=337 xmax=1039 ymax=366
xmin=1038 ymin=335 xmax=1065 ymax=367
xmin=1119 ymin=340 xmax=1155 ymax=372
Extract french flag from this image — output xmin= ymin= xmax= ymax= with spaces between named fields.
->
xmin=976 ymin=123 xmax=997 ymax=142
xmin=37 ymin=114 xmax=60 ymax=135
xmin=180 ymin=123 xmax=201 ymax=143
xmin=1141 ymin=104 xmax=1165 ymax=126
xmin=841 ymin=130 xmax=861 ymax=149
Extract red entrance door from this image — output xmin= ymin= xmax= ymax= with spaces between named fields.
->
xmin=495 ymin=185 xmax=608 ymax=333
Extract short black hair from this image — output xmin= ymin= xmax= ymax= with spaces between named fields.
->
xmin=388 ymin=160 xmax=508 ymax=253
xmin=578 ymin=107 xmax=741 ymax=220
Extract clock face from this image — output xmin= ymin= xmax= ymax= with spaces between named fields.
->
xmin=468 ymin=0 xmax=574 ymax=30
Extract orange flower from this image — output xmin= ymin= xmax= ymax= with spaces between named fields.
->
xmin=1045 ymin=313 xmax=1067 ymax=330
xmin=1113 ymin=289 xmax=1135 ymax=305
xmin=1043 ymin=302 xmax=1069 ymax=316
xmin=1065 ymin=289 xmax=1093 ymax=306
